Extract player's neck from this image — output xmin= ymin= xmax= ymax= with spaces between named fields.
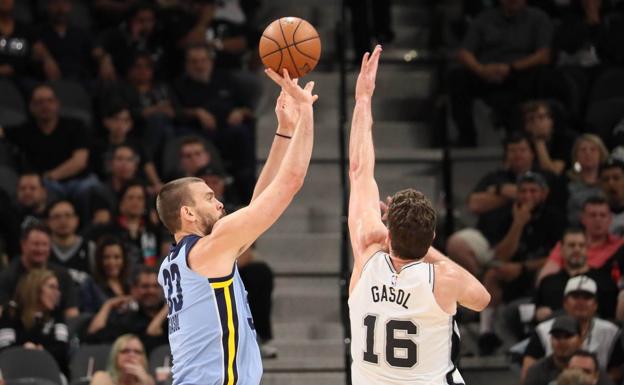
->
xmin=388 ymin=254 xmax=414 ymax=272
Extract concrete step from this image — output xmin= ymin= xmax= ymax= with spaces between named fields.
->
xmin=256 ymin=233 xmax=341 ymax=274
xmin=263 ymin=340 xmax=345 ymax=371
xmin=272 ymin=277 xmax=341 ymax=322
xmin=392 ymin=5 xmax=432 ymax=27
xmin=272 ymin=321 xmax=344 ymax=341
xmin=393 ymin=26 xmax=430 ymax=49
xmin=373 ymin=121 xmax=431 ymax=149
xmin=265 ymin=204 xmax=342 ymax=235
xmin=261 ymin=372 xmax=345 ymax=385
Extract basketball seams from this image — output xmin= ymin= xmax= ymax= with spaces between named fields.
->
xmin=260 ymin=35 xmax=320 ymax=58
xmin=293 ymin=41 xmax=319 ymax=62
xmin=277 ymin=18 xmax=301 ymax=78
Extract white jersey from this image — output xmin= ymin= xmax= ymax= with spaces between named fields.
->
xmin=349 ymin=251 xmax=464 ymax=385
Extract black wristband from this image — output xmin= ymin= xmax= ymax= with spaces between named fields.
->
xmin=275 ymin=132 xmax=292 ymax=139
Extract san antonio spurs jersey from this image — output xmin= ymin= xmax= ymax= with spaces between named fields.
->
xmin=349 ymin=251 xmax=464 ymax=385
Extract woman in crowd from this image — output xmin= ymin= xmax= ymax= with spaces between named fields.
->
xmin=80 ymin=237 xmax=132 ymax=313
xmin=566 ymin=134 xmax=609 ymax=224
xmin=89 ymin=334 xmax=155 ymax=385
xmin=0 ymin=269 xmax=69 ymax=375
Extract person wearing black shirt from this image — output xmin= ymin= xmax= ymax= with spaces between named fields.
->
xmin=534 ymin=228 xmax=617 ymax=321
xmin=38 ymin=0 xmax=95 ymax=82
xmin=46 ymin=199 xmax=94 ymax=286
xmin=84 ymin=266 xmax=167 ymax=354
xmin=0 ymin=269 xmax=70 ymax=376
xmin=0 ymin=223 xmax=79 ymax=319
xmin=2 ymin=85 xmax=99 ymax=220
xmin=601 ymin=158 xmax=624 ymax=237
xmin=14 ymin=172 xmax=48 ymax=231
xmin=172 ymin=44 xmax=255 ymax=202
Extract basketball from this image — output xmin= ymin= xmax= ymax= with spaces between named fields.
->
xmin=259 ymin=17 xmax=321 ymax=78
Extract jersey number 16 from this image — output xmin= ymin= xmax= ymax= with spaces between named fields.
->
xmin=363 ymin=314 xmax=419 ymax=368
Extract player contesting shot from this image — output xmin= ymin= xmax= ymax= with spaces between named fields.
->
xmin=155 ymin=68 xmax=317 ymax=385
xmin=348 ymin=45 xmax=491 ymax=384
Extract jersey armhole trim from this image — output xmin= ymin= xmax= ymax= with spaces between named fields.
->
xmin=362 ymin=250 xmax=385 ymax=274
xmin=208 ymin=264 xmax=236 ymax=283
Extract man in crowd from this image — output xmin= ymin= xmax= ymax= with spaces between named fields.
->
xmin=451 ymin=0 xmax=554 ymax=146
xmin=172 ymin=44 xmax=255 ymax=202
xmin=0 ymin=223 xmax=79 ymax=319
xmin=168 ymin=135 xmax=225 ymax=180
xmin=538 ymin=197 xmax=623 ymax=280
xmin=84 ymin=266 xmax=167 ymax=353
xmin=524 ymin=315 xmax=584 ymax=385
xmin=1 ymin=85 xmax=98 ymax=217
xmin=14 ymin=172 xmax=48 ymax=230
xmin=534 ymin=228 xmax=617 ymax=321
xmin=473 ymin=171 xmax=566 ymax=354
xmin=447 ymin=132 xmax=563 ymax=276
xmin=567 ymin=350 xmax=616 ymax=385
xmin=522 ymin=276 xmax=623 ymax=383
xmin=46 ymin=199 xmax=93 ymax=285
xmin=600 ymin=158 xmax=624 ymax=236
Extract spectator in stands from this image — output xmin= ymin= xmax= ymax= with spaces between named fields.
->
xmin=38 ymin=0 xmax=95 ymax=81
xmin=91 ymin=144 xmax=142 ymax=225
xmin=168 ymin=135 xmax=225 ymax=181
xmin=1 ymin=85 xmax=99 ymax=218
xmin=524 ymin=315 xmax=584 ymax=385
xmin=451 ymin=0 xmax=553 ymax=146
xmin=0 ymin=269 xmax=69 ymax=376
xmin=94 ymin=2 xmax=165 ymax=81
xmin=14 ymin=172 xmax=48 ymax=230
xmin=538 ymin=196 xmax=623 ymax=280
xmin=522 ymin=276 xmax=623 ymax=382
xmin=85 ymin=267 xmax=168 ymax=354
xmin=0 ymin=223 xmax=78 ymax=319
xmin=519 ymin=100 xmax=576 ymax=176
xmin=195 ymin=164 xmax=238 ymax=211
xmin=566 ymin=135 xmax=609 ymax=225
xmin=175 ymin=0 xmax=248 ymax=71
xmin=479 ymin=171 xmax=566 ymax=354
xmin=80 ymin=237 xmax=131 ymax=313
xmin=172 ymin=44 xmax=255 ymax=202
xmin=89 ymin=333 xmax=155 ymax=385
xmin=0 ymin=0 xmax=60 ymax=84
xmin=534 ymin=228 xmax=617 ymax=322
xmin=91 ymin=103 xmax=163 ymax=193
xmin=567 ymin=350 xmax=615 ymax=385
xmin=237 ymin=245 xmax=277 ymax=358
xmin=92 ymin=181 xmax=165 ymax=267
xmin=600 ymin=158 xmax=624 ymax=236
xmin=447 ymin=132 xmax=542 ymax=275
xmin=0 ymin=188 xmax=19 ymax=260
xmin=46 ymin=199 xmax=93 ymax=285
xmin=126 ymin=52 xmax=175 ymax=160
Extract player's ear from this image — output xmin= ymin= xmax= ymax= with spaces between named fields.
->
xmin=180 ymin=205 xmax=195 ymax=223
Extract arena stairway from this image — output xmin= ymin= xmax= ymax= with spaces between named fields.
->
xmin=252 ymin=1 xmax=515 ymax=384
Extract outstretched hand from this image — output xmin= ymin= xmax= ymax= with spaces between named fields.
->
xmin=355 ymin=45 xmax=382 ymax=102
xmin=265 ymin=68 xmax=318 ymax=105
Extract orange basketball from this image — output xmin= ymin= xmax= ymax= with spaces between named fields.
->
xmin=259 ymin=17 xmax=321 ymax=78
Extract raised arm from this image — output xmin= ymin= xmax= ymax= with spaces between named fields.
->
xmin=348 ymin=45 xmax=388 ymax=275
xmin=199 ymin=70 xmax=317 ymax=261
xmin=251 ymin=84 xmax=300 ymax=201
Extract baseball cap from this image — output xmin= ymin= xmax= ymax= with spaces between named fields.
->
xmin=516 ymin=171 xmax=548 ymax=188
xmin=564 ymin=275 xmax=597 ymax=297
xmin=550 ymin=315 xmax=580 ymax=336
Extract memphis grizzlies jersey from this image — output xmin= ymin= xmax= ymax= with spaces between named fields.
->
xmin=158 ymin=234 xmax=262 ymax=385
xmin=349 ymin=251 xmax=464 ymax=385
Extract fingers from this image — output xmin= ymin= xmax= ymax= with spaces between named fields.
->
xmin=312 ymin=94 xmax=319 ymax=102
xmin=282 ymin=68 xmax=292 ymax=83
xmin=304 ymin=81 xmax=315 ymax=92
xmin=368 ymin=44 xmax=382 ymax=75
xmin=361 ymin=52 xmax=370 ymax=72
xmin=265 ymin=68 xmax=285 ymax=87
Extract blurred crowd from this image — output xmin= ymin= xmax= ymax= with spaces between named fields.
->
xmin=448 ymin=1 xmax=624 ymax=384
xmin=0 ymin=0 xmax=277 ymax=382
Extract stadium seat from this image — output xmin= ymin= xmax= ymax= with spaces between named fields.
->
xmin=588 ymin=68 xmax=624 ymax=103
xmin=12 ymin=1 xmax=32 ymax=24
xmin=49 ymin=80 xmax=93 ymax=129
xmin=66 ymin=313 xmax=93 ymax=340
xmin=0 ymin=78 xmax=27 ymax=127
xmin=69 ymin=344 xmax=111 ymax=382
xmin=585 ymin=98 xmax=624 ymax=147
xmin=0 ymin=165 xmax=18 ymax=200
xmin=0 ymin=347 xmax=63 ymax=385
xmin=148 ymin=344 xmax=172 ymax=385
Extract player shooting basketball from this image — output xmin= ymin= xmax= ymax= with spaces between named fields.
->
xmin=155 ymin=68 xmax=317 ymax=385
xmin=347 ymin=45 xmax=491 ymax=384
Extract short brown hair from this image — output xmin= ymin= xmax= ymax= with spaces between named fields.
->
xmin=386 ymin=189 xmax=436 ymax=260
xmin=156 ymin=177 xmax=204 ymax=232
